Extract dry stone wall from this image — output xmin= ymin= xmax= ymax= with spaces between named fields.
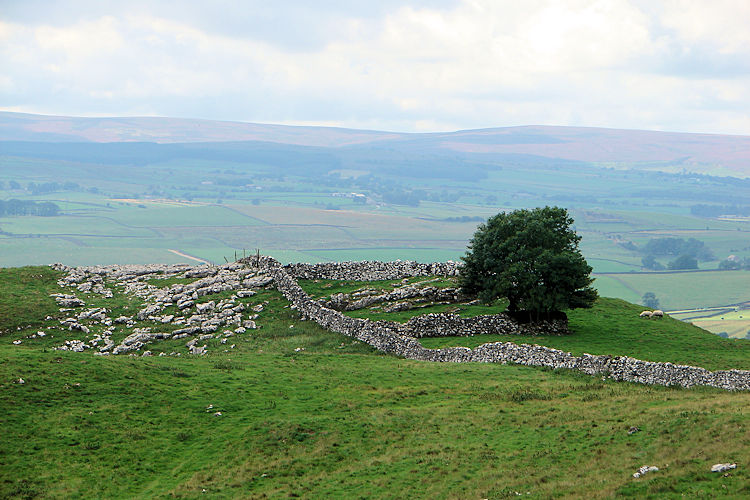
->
xmin=244 ymin=256 xmax=750 ymax=391
xmin=288 ymin=259 xmax=568 ymax=336
xmin=402 ymin=312 xmax=568 ymax=337
xmin=285 ymin=260 xmax=461 ymax=281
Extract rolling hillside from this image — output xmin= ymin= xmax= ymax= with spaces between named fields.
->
xmin=3 ymin=112 xmax=749 ymax=176
xmin=2 ymin=263 xmax=750 ymax=498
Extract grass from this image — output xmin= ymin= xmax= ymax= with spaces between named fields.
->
xmin=298 ymin=277 xmax=441 ymax=299
xmin=420 ymin=297 xmax=750 ymax=371
xmin=670 ymin=308 xmax=750 ymax=338
xmin=595 ymin=270 xmax=750 ymax=310
xmin=3 ymin=178 xmax=750 ymax=315
xmin=344 ymin=300 xmax=509 ymax=322
xmin=298 ymin=276 xmax=508 ymax=322
xmin=111 ymin=205 xmax=266 ymax=227
xmin=5 ymin=331 xmax=750 ymax=498
xmin=144 ymin=275 xmax=199 ymax=288
xmin=3 ymin=266 xmax=750 ymax=498
xmin=0 ymin=266 xmax=62 ymax=333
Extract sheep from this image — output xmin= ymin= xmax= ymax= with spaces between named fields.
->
xmin=651 ymin=310 xmax=664 ymax=319
xmin=639 ymin=310 xmax=653 ymax=318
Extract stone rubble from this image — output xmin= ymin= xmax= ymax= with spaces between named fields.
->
xmin=632 ymin=465 xmax=659 ymax=478
xmin=285 ymin=260 xmax=461 ymax=281
xmin=711 ymin=463 xmax=737 ymax=473
xmin=51 ymin=294 xmax=85 ymax=307
xmin=322 ymin=283 xmax=460 ymax=312
xmin=46 ymin=261 xmax=271 ymax=355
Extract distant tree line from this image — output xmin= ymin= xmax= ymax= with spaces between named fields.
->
xmin=642 ymin=292 xmax=660 ymax=309
xmin=642 ymin=237 xmax=714 ymax=261
xmin=26 ymin=181 xmax=80 ymax=195
xmin=640 ymin=237 xmax=714 ymax=271
xmin=719 ymin=257 xmax=750 ymax=270
xmin=441 ymin=216 xmax=486 ymax=223
xmin=215 ymin=177 xmax=255 ymax=187
xmin=691 ymin=204 xmax=750 ymax=218
xmin=382 ymin=189 xmax=421 ymax=207
xmin=0 ymin=199 xmax=60 ymax=216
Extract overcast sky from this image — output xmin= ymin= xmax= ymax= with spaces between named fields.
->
xmin=1 ymin=0 xmax=749 ymax=134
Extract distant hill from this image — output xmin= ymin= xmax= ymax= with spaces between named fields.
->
xmin=1 ymin=111 xmax=749 ymax=176
xmin=0 ymin=112 xmax=401 ymax=147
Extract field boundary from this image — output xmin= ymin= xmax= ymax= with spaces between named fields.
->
xmin=249 ymin=256 xmax=750 ymax=391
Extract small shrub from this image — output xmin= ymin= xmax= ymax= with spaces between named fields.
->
xmin=213 ymin=360 xmax=243 ymax=371
xmin=171 ymin=369 xmax=191 ymax=378
xmin=505 ymin=387 xmax=552 ymax=403
xmin=82 ymin=441 xmax=101 ymax=450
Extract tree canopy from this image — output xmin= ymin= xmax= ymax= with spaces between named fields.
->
xmin=460 ymin=206 xmax=597 ymax=318
xmin=642 ymin=292 xmax=660 ymax=309
xmin=0 ymin=199 xmax=60 ymax=217
xmin=642 ymin=237 xmax=714 ymax=261
xmin=668 ymin=254 xmax=698 ymax=270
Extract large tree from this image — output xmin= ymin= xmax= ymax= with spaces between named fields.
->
xmin=460 ymin=207 xmax=597 ymax=318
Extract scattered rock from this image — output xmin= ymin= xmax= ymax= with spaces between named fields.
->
xmin=633 ymin=465 xmax=659 ymax=478
xmin=189 ymin=345 xmax=207 ymax=356
xmin=196 ymin=301 xmax=215 ymax=314
xmin=51 ymin=293 xmax=85 ymax=307
xmin=711 ymin=463 xmax=737 ymax=473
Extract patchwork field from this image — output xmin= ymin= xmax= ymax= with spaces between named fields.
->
xmin=592 ymin=270 xmax=750 ymax=311
xmin=3 ymin=141 xmax=750 ymax=320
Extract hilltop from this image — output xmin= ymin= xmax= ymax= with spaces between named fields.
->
xmin=2 ymin=259 xmax=750 ymax=498
xmin=3 ymin=111 xmax=750 ymax=176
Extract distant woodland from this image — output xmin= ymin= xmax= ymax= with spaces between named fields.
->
xmin=0 ymin=199 xmax=60 ymax=217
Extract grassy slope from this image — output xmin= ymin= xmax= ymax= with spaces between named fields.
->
xmin=0 ymin=266 xmax=62 ymax=332
xmin=421 ymin=297 xmax=750 ymax=371
xmin=2 ymin=267 xmax=750 ymax=499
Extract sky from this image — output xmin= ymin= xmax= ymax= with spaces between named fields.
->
xmin=1 ymin=0 xmax=749 ymax=134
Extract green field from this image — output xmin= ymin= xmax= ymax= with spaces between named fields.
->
xmin=592 ymin=270 xmax=750 ymax=311
xmin=4 ymin=150 xmax=750 ymax=315
xmin=3 ymin=265 xmax=750 ymax=498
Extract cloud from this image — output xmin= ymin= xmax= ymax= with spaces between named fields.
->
xmin=1 ymin=0 xmax=749 ymax=135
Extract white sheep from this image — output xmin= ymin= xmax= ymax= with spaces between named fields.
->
xmin=651 ymin=310 xmax=664 ymax=318
xmin=639 ymin=310 xmax=653 ymax=318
